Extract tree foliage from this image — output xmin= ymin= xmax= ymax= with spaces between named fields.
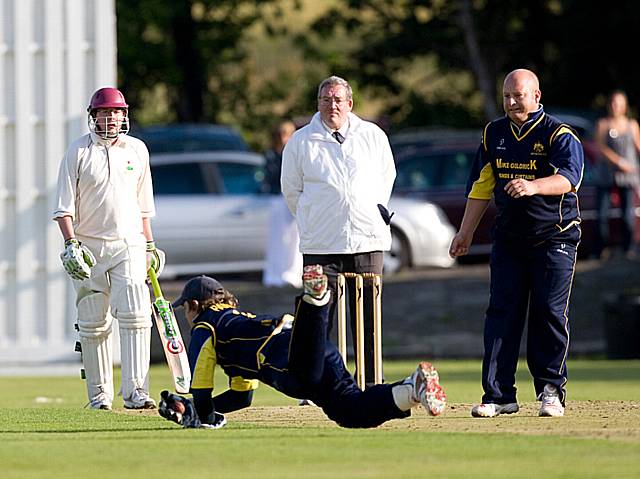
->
xmin=116 ymin=0 xmax=640 ymax=148
xmin=116 ymin=0 xmax=275 ymax=125
xmin=304 ymin=0 xmax=640 ymax=126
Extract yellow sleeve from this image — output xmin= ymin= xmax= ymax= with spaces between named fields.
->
xmin=230 ymin=376 xmax=260 ymax=392
xmin=190 ymin=325 xmax=217 ymax=390
xmin=468 ymin=163 xmax=496 ymax=200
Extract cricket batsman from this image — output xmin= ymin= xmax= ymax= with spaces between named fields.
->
xmin=53 ymin=87 xmax=164 ymax=410
xmin=159 ymin=265 xmax=446 ymax=429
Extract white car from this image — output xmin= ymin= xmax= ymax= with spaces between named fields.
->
xmin=150 ymin=151 xmax=455 ymax=278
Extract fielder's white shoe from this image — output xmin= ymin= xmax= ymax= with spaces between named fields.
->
xmin=301 ymin=265 xmax=330 ymax=306
xmin=409 ymin=361 xmax=446 ymax=416
xmin=538 ymin=384 xmax=564 ymax=417
xmin=471 ymin=402 xmax=519 ymax=418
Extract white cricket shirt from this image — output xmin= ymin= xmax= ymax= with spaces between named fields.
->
xmin=53 ymin=132 xmax=155 ymax=241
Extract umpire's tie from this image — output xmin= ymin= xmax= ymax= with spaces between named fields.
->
xmin=332 ymin=131 xmax=345 ymax=144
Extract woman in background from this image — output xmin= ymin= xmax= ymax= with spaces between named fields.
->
xmin=593 ymin=90 xmax=640 ymax=259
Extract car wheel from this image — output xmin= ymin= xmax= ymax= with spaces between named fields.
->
xmin=384 ymin=228 xmax=411 ymax=275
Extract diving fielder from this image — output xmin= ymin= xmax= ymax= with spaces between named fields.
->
xmin=158 ymin=265 xmax=446 ymax=429
xmin=53 ymin=87 xmax=164 ymax=410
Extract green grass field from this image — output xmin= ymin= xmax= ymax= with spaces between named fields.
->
xmin=1 ymin=359 xmax=638 ymax=478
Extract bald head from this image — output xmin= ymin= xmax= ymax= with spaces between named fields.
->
xmin=504 ymin=69 xmax=539 ymax=90
xmin=503 ymin=69 xmax=541 ymax=126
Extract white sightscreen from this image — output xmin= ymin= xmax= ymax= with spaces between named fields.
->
xmin=0 ymin=0 xmax=116 ymax=364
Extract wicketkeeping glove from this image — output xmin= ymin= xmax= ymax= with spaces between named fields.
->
xmin=60 ymin=239 xmax=96 ymax=281
xmin=146 ymin=241 xmax=165 ymax=277
xmin=158 ymin=390 xmax=226 ymax=430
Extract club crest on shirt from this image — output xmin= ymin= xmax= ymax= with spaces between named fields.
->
xmin=532 ymin=141 xmax=546 ymax=156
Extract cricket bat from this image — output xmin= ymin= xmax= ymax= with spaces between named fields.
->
xmin=148 ymin=268 xmax=191 ymax=394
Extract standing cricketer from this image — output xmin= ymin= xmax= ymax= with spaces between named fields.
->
xmin=53 ymin=87 xmax=164 ymax=410
xmin=449 ymin=69 xmax=584 ymax=418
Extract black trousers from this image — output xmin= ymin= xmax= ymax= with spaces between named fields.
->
xmin=302 ymin=251 xmax=384 ymax=386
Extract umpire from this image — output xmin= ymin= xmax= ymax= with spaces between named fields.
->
xmin=449 ymin=69 xmax=584 ymax=418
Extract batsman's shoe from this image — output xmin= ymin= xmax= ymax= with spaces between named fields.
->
xmin=125 ymin=398 xmax=157 ymax=410
xmin=88 ymin=391 xmax=112 ymax=410
xmin=88 ymin=400 xmax=112 ymax=411
xmin=471 ymin=402 xmax=519 ymax=418
xmin=538 ymin=384 xmax=565 ymax=417
xmin=409 ymin=361 xmax=446 ymax=416
xmin=124 ymin=389 xmax=157 ymax=410
xmin=302 ymin=265 xmax=330 ymax=306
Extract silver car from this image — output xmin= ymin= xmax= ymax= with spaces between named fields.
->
xmin=150 ymin=151 xmax=455 ymax=278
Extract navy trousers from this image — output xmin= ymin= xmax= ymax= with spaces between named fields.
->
xmin=481 ymin=226 xmax=580 ymax=405
xmin=302 ymin=251 xmax=384 ymax=386
xmin=260 ymin=299 xmax=408 ymax=428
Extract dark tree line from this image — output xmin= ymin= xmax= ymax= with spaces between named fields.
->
xmin=116 ymin=0 xmax=640 ymax=147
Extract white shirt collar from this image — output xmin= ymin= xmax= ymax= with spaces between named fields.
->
xmin=321 ymin=118 xmax=350 ymax=137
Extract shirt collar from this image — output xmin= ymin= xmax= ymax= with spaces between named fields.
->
xmin=509 ymin=104 xmax=544 ymax=134
xmin=321 ymin=118 xmax=350 ymax=138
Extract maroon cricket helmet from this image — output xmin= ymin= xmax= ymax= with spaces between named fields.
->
xmin=87 ymin=87 xmax=128 ymax=112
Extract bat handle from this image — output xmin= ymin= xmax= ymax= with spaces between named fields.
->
xmin=148 ymin=267 xmax=163 ymax=299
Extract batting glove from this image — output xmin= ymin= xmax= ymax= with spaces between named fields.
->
xmin=146 ymin=241 xmax=165 ymax=277
xmin=60 ymin=239 xmax=96 ymax=281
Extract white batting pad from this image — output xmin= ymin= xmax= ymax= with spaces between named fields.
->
xmin=77 ymin=292 xmax=114 ymax=406
xmin=119 ymin=326 xmax=151 ymax=406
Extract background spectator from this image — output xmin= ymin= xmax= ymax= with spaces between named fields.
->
xmin=262 ymin=120 xmax=302 ymax=288
xmin=593 ymin=90 xmax=640 ymax=259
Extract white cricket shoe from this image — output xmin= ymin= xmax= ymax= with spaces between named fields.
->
xmin=538 ymin=384 xmax=564 ymax=417
xmin=89 ymin=399 xmax=112 ymax=411
xmin=88 ymin=390 xmax=112 ymax=410
xmin=471 ymin=402 xmax=519 ymax=418
xmin=409 ymin=361 xmax=446 ymax=416
xmin=301 ymin=265 xmax=330 ymax=306
xmin=124 ymin=388 xmax=157 ymax=410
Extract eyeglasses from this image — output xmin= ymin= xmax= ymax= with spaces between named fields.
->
xmin=319 ymin=96 xmax=348 ymax=105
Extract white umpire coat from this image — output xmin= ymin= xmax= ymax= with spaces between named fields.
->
xmin=281 ymin=112 xmax=396 ymax=254
xmin=53 ymin=132 xmax=155 ymax=241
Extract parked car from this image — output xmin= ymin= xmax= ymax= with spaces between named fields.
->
xmin=150 ymin=151 xmax=455 ymax=278
xmin=390 ymin=127 xmax=480 ymax=154
xmin=393 ymin=141 xmax=495 ymax=257
xmin=392 ymin=128 xmax=639 ymax=259
xmin=133 ymin=123 xmax=249 ymax=154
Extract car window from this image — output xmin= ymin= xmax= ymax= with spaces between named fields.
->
xmin=395 ymin=155 xmax=440 ymax=191
xmin=216 ymin=162 xmax=265 ymax=194
xmin=441 ymin=152 xmax=475 ymax=187
xmin=151 ymin=162 xmax=209 ymax=195
xmin=395 ymin=149 xmax=476 ymax=191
